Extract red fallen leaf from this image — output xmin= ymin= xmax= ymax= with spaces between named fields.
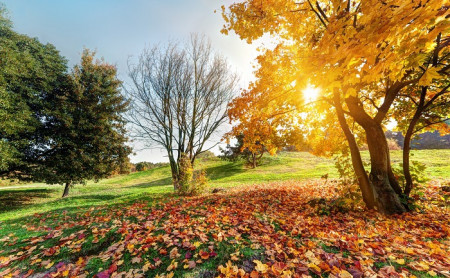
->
xmin=45 ymin=232 xmax=55 ymax=239
xmin=78 ymin=233 xmax=86 ymax=239
xmin=187 ymin=260 xmax=196 ymax=269
xmin=296 ymin=266 xmax=309 ymax=273
xmin=379 ymin=265 xmax=397 ymax=276
xmin=44 ymin=247 xmax=57 ymax=256
xmin=318 ymin=262 xmax=331 ymax=272
xmin=22 ymin=269 xmax=34 ymax=278
xmin=250 ymin=270 xmax=259 ymax=278
xmin=108 ymin=263 xmax=117 ymax=273
xmin=154 ymin=258 xmax=162 ymax=266
xmin=209 ymin=251 xmax=217 ymax=258
xmin=185 ymin=251 xmax=192 ymax=259
xmin=199 ymin=250 xmax=210 ymax=260
xmin=159 ymin=249 xmax=167 ymax=255
xmin=95 ymin=270 xmax=110 ymax=278
xmin=348 ymin=268 xmax=363 ymax=278
xmin=271 ymin=261 xmax=287 ymax=276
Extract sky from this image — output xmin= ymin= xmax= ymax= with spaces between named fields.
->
xmin=1 ymin=0 xmax=264 ymax=163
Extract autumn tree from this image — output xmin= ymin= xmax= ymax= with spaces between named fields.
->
xmin=222 ymin=0 xmax=448 ymax=214
xmin=223 ymin=86 xmax=304 ymax=168
xmin=393 ymin=35 xmax=449 ymax=196
xmin=220 ymin=134 xmax=267 ymax=168
xmin=127 ymin=34 xmax=237 ymax=190
xmin=36 ymin=50 xmax=132 ymax=197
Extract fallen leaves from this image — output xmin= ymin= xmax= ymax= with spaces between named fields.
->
xmin=0 ymin=180 xmax=448 ymax=277
xmin=253 ymin=260 xmax=269 ymax=273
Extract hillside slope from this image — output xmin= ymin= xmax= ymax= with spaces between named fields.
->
xmin=0 ymin=150 xmax=449 ymax=221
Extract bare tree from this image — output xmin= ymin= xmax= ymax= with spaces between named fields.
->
xmin=126 ymin=34 xmax=237 ymax=190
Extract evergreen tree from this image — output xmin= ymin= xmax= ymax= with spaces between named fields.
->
xmin=37 ymin=50 xmax=132 ymax=197
xmin=0 ymin=7 xmax=67 ymax=175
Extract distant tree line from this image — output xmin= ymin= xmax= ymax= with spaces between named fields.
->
xmin=133 ymin=162 xmax=169 ymax=172
xmin=386 ymin=130 xmax=450 ymax=150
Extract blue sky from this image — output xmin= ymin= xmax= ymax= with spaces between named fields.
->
xmin=2 ymin=0 xmax=262 ymax=163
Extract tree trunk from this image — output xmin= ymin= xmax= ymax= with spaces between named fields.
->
xmin=62 ymin=182 xmax=71 ymax=198
xmin=168 ymin=155 xmax=180 ymax=191
xmin=403 ymin=115 xmax=420 ymax=196
xmin=344 ymin=93 xmax=406 ymax=214
xmin=252 ymin=153 xmax=257 ymax=168
xmin=333 ymin=92 xmax=375 ymax=209
xmin=387 ymin=154 xmax=403 ymax=196
xmin=365 ymin=124 xmax=406 ymax=214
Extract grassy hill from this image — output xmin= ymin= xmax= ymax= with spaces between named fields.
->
xmin=0 ymin=150 xmax=448 ymax=221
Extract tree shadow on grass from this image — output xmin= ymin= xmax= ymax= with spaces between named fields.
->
xmin=61 ymin=194 xmax=120 ymax=201
xmin=0 ymin=188 xmax=56 ymax=213
xmin=126 ymin=176 xmax=173 ymax=189
xmin=128 ymin=162 xmax=246 ymax=188
xmin=205 ymin=162 xmax=245 ymax=181
xmin=1 ymin=191 xmax=173 ymax=225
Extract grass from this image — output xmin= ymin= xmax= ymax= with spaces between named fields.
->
xmin=0 ymin=150 xmax=448 ymax=221
xmin=0 ymin=150 xmax=448 ymax=277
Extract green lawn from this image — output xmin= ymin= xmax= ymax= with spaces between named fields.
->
xmin=0 ymin=150 xmax=448 ymax=222
xmin=0 ymin=150 xmax=448 ymax=278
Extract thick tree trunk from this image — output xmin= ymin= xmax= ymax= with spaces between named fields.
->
xmin=344 ymin=93 xmax=406 ymax=214
xmin=365 ymin=124 xmax=406 ymax=214
xmin=62 ymin=182 xmax=71 ymax=198
xmin=333 ymin=93 xmax=375 ymax=209
xmin=387 ymin=154 xmax=403 ymax=195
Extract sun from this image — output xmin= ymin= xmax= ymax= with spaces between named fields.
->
xmin=302 ymin=85 xmax=320 ymax=103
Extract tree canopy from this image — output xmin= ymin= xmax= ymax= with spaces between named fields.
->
xmin=0 ymin=9 xmax=132 ymax=196
xmin=36 ymin=50 xmax=132 ymax=197
xmin=221 ymin=0 xmax=449 ymax=214
xmin=0 ymin=9 xmax=67 ymax=175
xmin=127 ymin=34 xmax=237 ymax=190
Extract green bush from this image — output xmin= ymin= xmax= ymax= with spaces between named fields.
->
xmin=392 ymin=160 xmax=430 ymax=191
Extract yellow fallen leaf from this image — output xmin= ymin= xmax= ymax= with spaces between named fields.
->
xmin=427 ymin=270 xmax=437 ymax=277
xmin=340 ymin=270 xmax=353 ymax=278
xmin=307 ymin=263 xmax=321 ymax=273
xmin=253 ymin=260 xmax=269 ymax=273
xmin=396 ymin=258 xmax=405 ymax=265
xmin=76 ymin=257 xmax=84 ymax=266
xmin=45 ymin=262 xmax=54 ymax=269
xmin=193 ymin=241 xmax=201 ymax=248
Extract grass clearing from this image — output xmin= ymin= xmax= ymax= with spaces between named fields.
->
xmin=1 ymin=150 xmax=449 ymax=221
xmin=0 ymin=150 xmax=448 ymax=277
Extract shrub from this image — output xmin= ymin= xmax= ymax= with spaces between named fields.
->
xmin=392 ymin=160 xmax=430 ymax=191
xmin=333 ymin=151 xmax=358 ymax=185
xmin=196 ymin=151 xmax=217 ymax=161
xmin=387 ymin=138 xmax=401 ymax=150
xmin=191 ymin=170 xmax=209 ymax=195
xmin=177 ymin=153 xmax=208 ymax=196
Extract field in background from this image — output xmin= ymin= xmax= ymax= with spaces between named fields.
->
xmin=0 ymin=150 xmax=448 ymax=221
